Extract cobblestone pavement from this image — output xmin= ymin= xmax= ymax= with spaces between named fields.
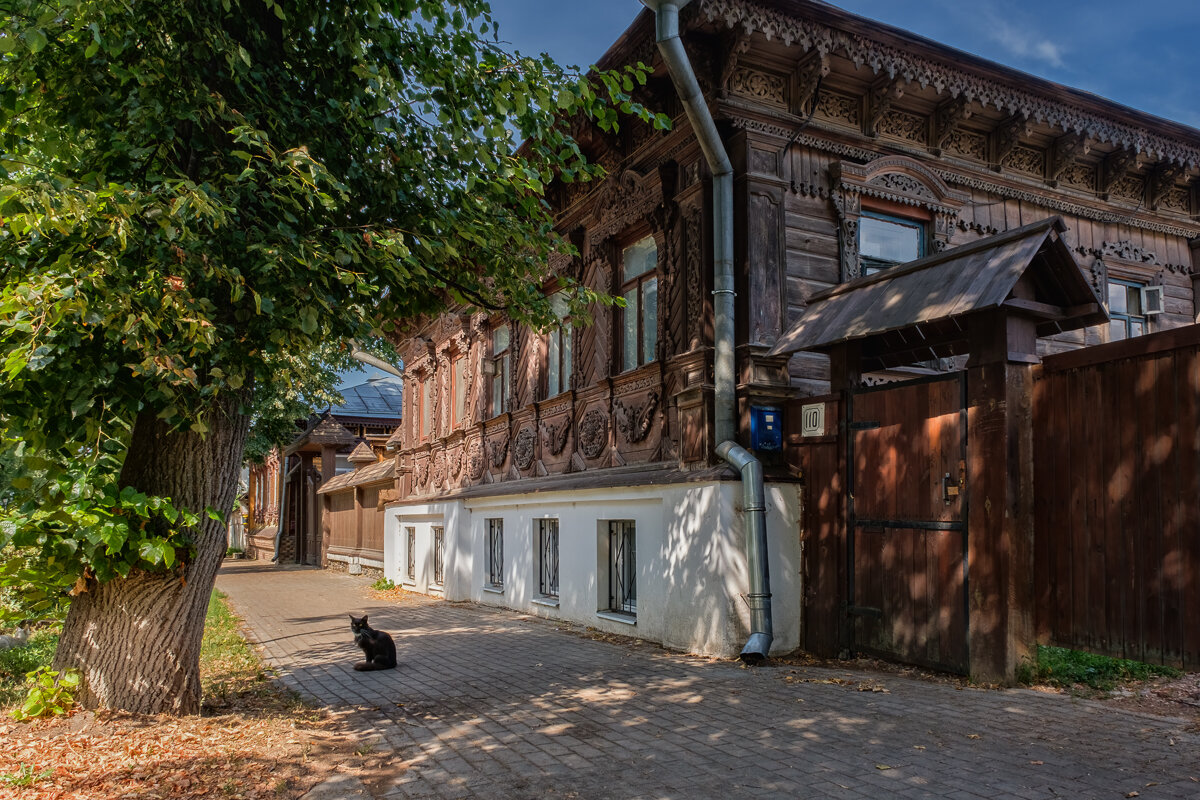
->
xmin=216 ymin=561 xmax=1200 ymax=800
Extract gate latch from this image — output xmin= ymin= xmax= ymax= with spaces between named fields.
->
xmin=943 ymin=465 xmax=964 ymax=504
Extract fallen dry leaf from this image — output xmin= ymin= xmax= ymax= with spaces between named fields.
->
xmin=966 ymin=734 xmax=981 ymax=739
xmin=875 ymin=764 xmax=891 ymax=771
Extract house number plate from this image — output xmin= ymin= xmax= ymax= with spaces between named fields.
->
xmin=801 ymin=403 xmax=825 ymax=437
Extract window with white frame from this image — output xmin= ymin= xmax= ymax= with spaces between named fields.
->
xmin=606 ymin=520 xmax=636 ymax=616
xmin=486 ymin=519 xmax=503 ymax=589
xmin=432 ymin=526 xmax=445 ymax=586
xmin=491 ymin=325 xmax=511 ymax=417
xmin=545 ymin=293 xmax=573 ymax=398
xmin=452 ymin=354 xmax=468 ymax=427
xmin=620 ymin=236 xmax=658 ymax=372
xmin=1107 ymin=279 xmax=1155 ymax=340
xmin=405 ymin=526 xmax=416 ymax=582
xmin=537 ymin=519 xmax=559 ymax=599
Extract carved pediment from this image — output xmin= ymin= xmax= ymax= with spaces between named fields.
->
xmin=589 ymin=168 xmax=663 ymax=245
xmin=833 ymin=156 xmax=969 ymax=213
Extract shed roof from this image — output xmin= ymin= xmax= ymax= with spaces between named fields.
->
xmin=317 ymin=459 xmax=395 ymax=495
xmin=767 ymin=217 xmax=1107 ymax=361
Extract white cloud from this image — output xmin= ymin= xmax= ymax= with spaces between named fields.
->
xmin=983 ymin=14 xmax=1066 ymax=69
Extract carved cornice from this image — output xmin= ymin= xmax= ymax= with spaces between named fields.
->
xmin=933 ymin=167 xmax=1200 ymax=239
xmin=792 ymin=52 xmax=830 ymax=113
xmin=1049 ymin=134 xmax=1089 ymax=186
xmin=933 ymin=96 xmax=973 ymax=154
xmin=867 ymin=77 xmax=905 ymax=138
xmin=697 ymin=0 xmax=1200 ymax=167
xmin=1100 ymin=148 xmax=1140 ymax=197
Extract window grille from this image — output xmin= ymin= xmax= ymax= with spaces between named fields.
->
xmin=537 ymin=519 xmax=560 ymax=598
xmin=486 ymin=519 xmax=504 ymax=588
xmin=405 ymin=526 xmax=416 ymax=581
xmin=607 ymin=520 xmax=636 ymax=615
xmin=433 ymin=526 xmax=445 ymax=586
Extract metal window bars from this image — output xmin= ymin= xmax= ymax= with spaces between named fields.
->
xmin=487 ymin=519 xmax=504 ymax=587
xmin=405 ymin=526 xmax=416 ymax=580
xmin=608 ymin=520 xmax=636 ymax=615
xmin=537 ymin=519 xmax=559 ymax=598
xmin=433 ymin=526 xmax=445 ymax=586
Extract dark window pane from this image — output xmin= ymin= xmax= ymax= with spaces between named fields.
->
xmin=859 ymin=215 xmax=922 ymax=264
xmin=642 ymin=278 xmax=658 ymax=365
xmin=622 ymin=237 xmax=656 ymax=281
xmin=622 ymin=287 xmax=639 ymax=372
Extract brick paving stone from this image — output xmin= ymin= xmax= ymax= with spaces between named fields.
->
xmin=218 ymin=561 xmax=1200 ymax=800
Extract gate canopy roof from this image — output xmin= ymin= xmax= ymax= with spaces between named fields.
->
xmin=768 ymin=217 xmax=1108 ymax=364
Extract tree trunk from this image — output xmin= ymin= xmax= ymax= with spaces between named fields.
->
xmin=53 ymin=394 xmax=250 ymax=714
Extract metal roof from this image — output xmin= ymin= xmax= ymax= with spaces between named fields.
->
xmin=767 ymin=217 xmax=1108 ymax=359
xmin=331 ymin=376 xmax=404 ymax=420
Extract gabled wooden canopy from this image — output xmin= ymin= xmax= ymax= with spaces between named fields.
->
xmin=768 ymin=217 xmax=1108 ymax=368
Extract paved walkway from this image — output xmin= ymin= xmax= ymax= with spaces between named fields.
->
xmin=216 ymin=561 xmax=1200 ymax=800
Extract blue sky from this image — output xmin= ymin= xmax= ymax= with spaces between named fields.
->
xmin=485 ymin=0 xmax=1200 ymax=129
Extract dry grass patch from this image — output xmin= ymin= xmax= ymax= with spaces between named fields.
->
xmin=0 ymin=584 xmax=385 ymax=799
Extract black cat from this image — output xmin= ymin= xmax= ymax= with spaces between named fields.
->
xmin=348 ymin=614 xmax=397 ymax=671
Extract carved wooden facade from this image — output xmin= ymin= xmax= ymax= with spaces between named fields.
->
xmin=391 ymin=0 xmax=1200 ymax=497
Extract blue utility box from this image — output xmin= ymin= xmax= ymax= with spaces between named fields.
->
xmin=750 ymin=405 xmax=783 ymax=452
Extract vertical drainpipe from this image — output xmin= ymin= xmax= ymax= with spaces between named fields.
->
xmin=642 ymin=0 xmax=773 ymax=663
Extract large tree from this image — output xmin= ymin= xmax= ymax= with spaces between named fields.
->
xmin=0 ymin=0 xmax=659 ymax=713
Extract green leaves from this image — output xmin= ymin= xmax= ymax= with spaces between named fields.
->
xmin=0 ymin=0 xmax=658 ymax=605
xmin=11 ymin=667 xmax=80 ymax=721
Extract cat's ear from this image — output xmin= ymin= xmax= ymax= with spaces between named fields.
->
xmin=361 ymin=615 xmax=368 ymax=625
xmin=348 ymin=614 xmax=356 ymax=622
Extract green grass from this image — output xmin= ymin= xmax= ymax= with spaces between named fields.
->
xmin=0 ymin=630 xmax=58 ymax=709
xmin=1018 ymin=645 xmax=1181 ymax=692
xmin=200 ymin=589 xmax=271 ymax=701
xmin=371 ymin=576 xmax=395 ymax=591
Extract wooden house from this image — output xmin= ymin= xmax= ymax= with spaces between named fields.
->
xmin=381 ymin=0 xmax=1200 ymax=678
xmin=245 ymin=376 xmax=403 ymax=569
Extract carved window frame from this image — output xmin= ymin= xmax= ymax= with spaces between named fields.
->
xmin=831 ymin=156 xmax=969 ymax=283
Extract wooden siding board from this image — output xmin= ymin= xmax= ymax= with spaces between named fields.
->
xmin=1182 ymin=348 xmax=1200 ymax=668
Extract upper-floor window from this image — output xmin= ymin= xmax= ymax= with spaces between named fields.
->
xmin=620 ymin=236 xmax=658 ymax=372
xmin=491 ymin=325 xmax=511 ymax=418
xmin=452 ymin=354 xmax=468 ymax=426
xmin=421 ymin=376 xmax=433 ymax=439
xmin=546 ymin=293 xmax=573 ymax=398
xmin=859 ymin=211 xmax=925 ymax=275
xmin=1108 ymin=279 xmax=1149 ymax=340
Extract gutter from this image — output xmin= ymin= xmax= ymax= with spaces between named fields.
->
xmin=642 ymin=0 xmax=772 ymax=663
xmin=349 ymin=341 xmax=404 ymax=377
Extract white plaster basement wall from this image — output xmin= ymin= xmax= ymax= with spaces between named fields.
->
xmin=383 ymin=480 xmax=802 ymax=658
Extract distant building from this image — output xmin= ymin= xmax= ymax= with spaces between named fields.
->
xmin=245 ymin=376 xmax=403 ymax=567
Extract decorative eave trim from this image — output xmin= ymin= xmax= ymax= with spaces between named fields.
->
xmin=729 ymin=115 xmax=1200 ymax=240
xmin=932 ymin=169 xmax=1200 ymax=241
xmin=697 ymin=0 xmax=1200 ymax=168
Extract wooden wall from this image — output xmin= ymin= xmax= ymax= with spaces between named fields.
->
xmin=324 ymin=485 xmax=387 ymax=563
xmin=1033 ymin=325 xmax=1200 ymax=669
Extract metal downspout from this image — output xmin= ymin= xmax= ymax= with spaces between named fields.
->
xmin=644 ymin=0 xmax=772 ymax=662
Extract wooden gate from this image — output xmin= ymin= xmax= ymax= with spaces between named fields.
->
xmin=848 ymin=373 xmax=969 ymax=673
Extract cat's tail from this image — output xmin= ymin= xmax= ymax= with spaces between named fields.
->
xmin=354 ymin=660 xmax=396 ymax=671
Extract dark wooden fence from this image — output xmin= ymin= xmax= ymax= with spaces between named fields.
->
xmin=1033 ymin=325 xmax=1200 ymax=669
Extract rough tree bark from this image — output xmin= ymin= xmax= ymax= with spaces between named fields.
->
xmin=53 ymin=394 xmax=250 ymax=714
